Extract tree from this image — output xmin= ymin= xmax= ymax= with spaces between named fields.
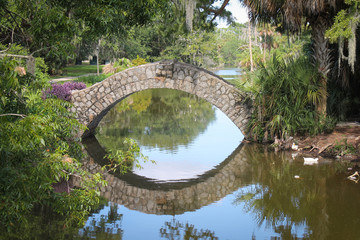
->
xmin=0 ymin=45 xmax=154 ymax=234
xmin=240 ymin=0 xmax=344 ymax=116
xmin=178 ymin=0 xmax=234 ymax=32
xmin=0 ymin=0 xmax=169 ymax=72
xmin=248 ymin=21 xmax=254 ymax=71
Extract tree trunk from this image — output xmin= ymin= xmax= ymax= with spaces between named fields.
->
xmin=248 ymin=22 xmax=254 ymax=72
xmin=311 ymin=15 xmax=332 ymax=116
xmin=96 ymin=39 xmax=101 ymax=76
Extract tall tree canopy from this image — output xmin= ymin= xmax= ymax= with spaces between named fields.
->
xmin=0 ymin=0 xmax=169 ymax=71
xmin=0 ymin=0 xmax=234 ymax=71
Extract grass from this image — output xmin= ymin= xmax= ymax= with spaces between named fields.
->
xmin=75 ymin=73 xmax=113 ymax=87
xmin=50 ymin=62 xmax=104 ymax=79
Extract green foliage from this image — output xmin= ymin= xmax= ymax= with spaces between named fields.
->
xmin=0 ymin=57 xmax=22 ymax=111
xmin=326 ymin=10 xmax=354 ymax=42
xmin=131 ymin=55 xmax=147 ymax=66
xmin=0 ymin=0 xmax=169 ymax=72
xmin=326 ymin=0 xmax=360 ymax=43
xmin=0 ymin=53 xmax=106 ymax=231
xmin=0 ymin=46 xmax=155 ymax=232
xmin=330 ymin=139 xmax=358 ymax=156
xmin=0 ymin=98 xmax=103 ymax=228
xmin=247 ymin=55 xmax=335 ymax=142
xmin=161 ymin=30 xmax=219 ymax=67
xmin=103 ymin=138 xmax=154 ymax=175
xmin=113 ymin=58 xmax=133 ymax=71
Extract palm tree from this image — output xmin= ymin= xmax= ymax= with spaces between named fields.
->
xmin=240 ymin=0 xmax=343 ymax=116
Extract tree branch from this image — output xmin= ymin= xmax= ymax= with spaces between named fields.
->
xmin=0 ymin=44 xmax=11 ymax=54
xmin=0 ymin=113 xmax=27 ymax=118
xmin=200 ymin=0 xmax=230 ymax=23
xmin=1 ymin=6 xmax=28 ymax=43
xmin=0 ymin=53 xmax=31 ymax=59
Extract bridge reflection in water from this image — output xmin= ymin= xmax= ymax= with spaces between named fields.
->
xmin=82 ymin=135 xmax=252 ymax=216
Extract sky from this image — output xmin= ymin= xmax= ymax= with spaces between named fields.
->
xmin=215 ymin=0 xmax=248 ymax=28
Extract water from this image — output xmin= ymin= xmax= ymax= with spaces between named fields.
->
xmin=213 ymin=68 xmax=242 ymax=81
xmin=9 ymin=68 xmax=360 ymax=239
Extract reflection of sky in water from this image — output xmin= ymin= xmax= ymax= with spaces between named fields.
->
xmin=213 ymin=68 xmax=242 ymax=76
xmin=133 ymin=107 xmax=244 ymax=181
xmin=81 ymin=185 xmax=307 ymax=239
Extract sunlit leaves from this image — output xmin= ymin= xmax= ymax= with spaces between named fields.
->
xmin=326 ymin=10 xmax=355 ymax=43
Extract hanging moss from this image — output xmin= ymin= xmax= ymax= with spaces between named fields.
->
xmin=348 ymin=18 xmax=358 ymax=73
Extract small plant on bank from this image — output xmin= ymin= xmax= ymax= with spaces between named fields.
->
xmin=330 ymin=139 xmax=358 ymax=156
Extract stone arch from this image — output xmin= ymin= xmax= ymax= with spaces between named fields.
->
xmin=81 ymin=135 xmax=252 ymax=215
xmin=70 ymin=60 xmax=253 ymax=138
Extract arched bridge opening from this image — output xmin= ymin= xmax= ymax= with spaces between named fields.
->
xmin=70 ymin=60 xmax=253 ymax=138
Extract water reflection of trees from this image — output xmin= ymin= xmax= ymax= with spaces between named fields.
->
xmin=0 ymin=201 xmax=124 ymax=240
xmin=79 ymin=202 xmax=123 ymax=240
xmin=97 ymin=89 xmax=216 ymax=152
xmin=160 ymin=218 xmax=218 ymax=240
xmin=235 ymin=144 xmax=360 ymax=240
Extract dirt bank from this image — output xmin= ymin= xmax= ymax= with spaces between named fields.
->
xmin=294 ymin=122 xmax=360 ymax=161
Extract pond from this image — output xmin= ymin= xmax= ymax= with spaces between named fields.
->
xmin=75 ymin=68 xmax=359 ymax=240
xmin=8 ymin=68 xmax=360 ymax=239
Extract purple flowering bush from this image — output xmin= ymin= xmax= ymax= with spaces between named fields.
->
xmin=42 ymin=82 xmax=86 ymax=101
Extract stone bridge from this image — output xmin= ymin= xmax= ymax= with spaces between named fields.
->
xmin=70 ymin=60 xmax=253 ymax=138
xmin=81 ymin=136 xmax=254 ymax=215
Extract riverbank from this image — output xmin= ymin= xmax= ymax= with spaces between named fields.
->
xmin=293 ymin=122 xmax=360 ymax=161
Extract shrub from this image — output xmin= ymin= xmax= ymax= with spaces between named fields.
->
xmin=248 ymin=55 xmax=335 ymax=142
xmin=42 ymin=82 xmax=86 ymax=101
xmin=131 ymin=55 xmax=147 ymax=66
xmin=113 ymin=58 xmax=133 ymax=73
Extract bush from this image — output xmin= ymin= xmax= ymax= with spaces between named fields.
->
xmin=131 ymin=55 xmax=147 ymax=66
xmin=0 ymin=52 xmax=147 ymax=233
xmin=0 ymin=55 xmax=104 ymax=231
xmin=248 ymin=55 xmax=335 ymax=142
xmin=42 ymin=82 xmax=86 ymax=101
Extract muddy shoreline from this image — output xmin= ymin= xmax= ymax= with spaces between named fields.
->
xmin=293 ymin=123 xmax=360 ymax=161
